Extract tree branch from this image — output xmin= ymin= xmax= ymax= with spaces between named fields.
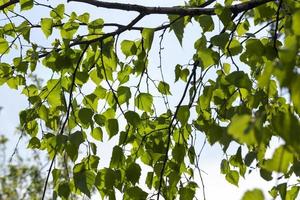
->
xmin=0 ymin=0 xmax=19 ymax=10
xmin=68 ymin=0 xmax=273 ymax=16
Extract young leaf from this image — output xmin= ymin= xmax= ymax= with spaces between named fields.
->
xmin=78 ymin=108 xmax=93 ymax=126
xmin=60 ymin=22 xmax=79 ymax=39
xmin=225 ymin=170 xmax=239 ymax=186
xmin=91 ymin=127 xmax=103 ymax=141
xmin=158 ymin=81 xmax=171 ymax=95
xmin=263 ymin=146 xmax=293 ymax=173
xmin=135 ymin=93 xmax=153 ymax=112
xmin=172 ymin=144 xmax=185 ymax=163
xmin=169 ymin=15 xmax=185 ymax=45
xmin=226 ymin=71 xmax=252 ymax=90
xmin=228 ymin=115 xmax=256 ymax=145
xmin=41 ymin=18 xmax=53 ymax=38
xmin=145 ymin=172 xmax=153 ymax=189
xmin=125 ymin=163 xmax=141 ymax=185
xmin=117 ymin=86 xmax=131 ymax=105
xmin=0 ymin=38 xmax=9 ymax=54
xmin=196 ymin=15 xmax=214 ymax=32
xmin=58 ymin=182 xmax=71 ymax=199
xmin=50 ymin=4 xmax=65 ymax=20
xmin=110 ymin=146 xmax=125 ymax=168
xmin=177 ymin=105 xmax=190 ymax=125
xmin=20 ymin=0 xmax=33 ymax=11
xmin=242 ymin=189 xmax=264 ymax=200
xmin=124 ymin=111 xmax=141 ymax=127
xmin=105 ymin=118 xmax=119 ymax=139
xmin=142 ymin=28 xmax=154 ymax=50
xmin=121 ymin=40 xmax=137 ymax=57
xmin=78 ymin=13 xmax=90 ymax=23
xmin=73 ymin=170 xmax=95 ymax=198
xmin=124 ymin=186 xmax=148 ymax=200
xmin=292 ymin=10 xmax=300 ymax=35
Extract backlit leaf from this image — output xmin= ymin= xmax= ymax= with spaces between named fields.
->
xmin=225 ymin=170 xmax=239 ymax=186
xmin=41 ymin=18 xmax=53 ymax=38
xmin=20 ymin=0 xmax=33 ymax=10
xmin=105 ymin=118 xmax=119 ymax=139
xmin=242 ymin=189 xmax=264 ymax=200
xmin=125 ymin=163 xmax=141 ymax=185
xmin=135 ymin=93 xmax=153 ymax=112
xmin=0 ymin=38 xmax=9 ymax=54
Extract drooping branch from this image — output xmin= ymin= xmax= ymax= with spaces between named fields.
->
xmin=68 ymin=0 xmax=274 ymax=16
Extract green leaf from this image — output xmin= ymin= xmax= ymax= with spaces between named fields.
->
xmin=220 ymin=159 xmax=230 ymax=174
xmin=124 ymin=111 xmax=141 ymax=127
xmin=172 ymin=144 xmax=185 ymax=163
xmin=226 ymin=39 xmax=243 ymax=56
xmin=260 ymin=168 xmax=273 ymax=181
xmin=83 ymin=93 xmax=98 ymax=111
xmin=135 ymin=93 xmax=153 ymax=112
xmin=88 ymin=18 xmax=104 ymax=35
xmin=188 ymin=146 xmax=196 ymax=164
xmin=179 ymin=187 xmax=195 ymax=200
xmin=277 ymin=183 xmax=287 ymax=200
xmin=145 ymin=172 xmax=153 ymax=189
xmin=263 ymin=146 xmax=293 ymax=173
xmin=242 ymin=189 xmax=264 ymax=200
xmin=27 ymin=137 xmax=40 ymax=149
xmin=142 ymin=28 xmax=154 ymax=50
xmin=286 ymin=186 xmax=300 ymax=200
xmin=52 ymin=169 xmax=61 ymax=185
xmin=73 ymin=169 xmax=95 ymax=198
xmin=237 ymin=21 xmax=249 ymax=36
xmin=124 ymin=186 xmax=147 ymax=200
xmin=95 ymin=168 xmax=116 ymax=191
xmin=58 ymin=182 xmax=70 ymax=199
xmin=50 ymin=4 xmax=65 ymax=20
xmin=0 ymin=38 xmax=9 ymax=54
xmin=69 ymin=131 xmax=85 ymax=148
xmin=117 ymin=86 xmax=131 ymax=105
xmin=91 ymin=127 xmax=103 ymax=141
xmin=211 ymin=33 xmax=230 ymax=50
xmin=121 ymin=40 xmax=137 ymax=57
xmin=78 ymin=108 xmax=93 ymax=127
xmin=196 ymin=15 xmax=214 ymax=32
xmin=228 ymin=115 xmax=256 ymax=145
xmin=198 ymin=48 xmax=219 ymax=68
xmin=110 ymin=146 xmax=125 ymax=168
xmin=226 ymin=71 xmax=252 ymax=90
xmin=125 ymin=163 xmax=141 ymax=185
xmin=292 ymin=10 xmax=300 ymax=35
xmin=78 ymin=13 xmax=90 ymax=23
xmin=41 ymin=18 xmax=53 ymax=38
xmin=169 ymin=15 xmax=184 ymax=45
xmin=177 ymin=105 xmax=190 ymax=125
xmin=158 ymin=81 xmax=171 ymax=95
xmin=61 ymin=22 xmax=79 ymax=39
xmin=105 ymin=118 xmax=119 ymax=139
xmin=225 ymin=170 xmax=239 ymax=186
xmin=215 ymin=4 xmax=232 ymax=27
xmin=46 ymin=79 xmax=62 ymax=107
xmin=20 ymin=0 xmax=33 ymax=10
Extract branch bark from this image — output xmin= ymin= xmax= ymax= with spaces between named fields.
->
xmin=68 ymin=0 xmax=273 ymax=16
xmin=0 ymin=0 xmax=19 ymax=10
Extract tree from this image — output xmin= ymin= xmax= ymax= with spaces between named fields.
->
xmin=0 ymin=0 xmax=300 ymax=199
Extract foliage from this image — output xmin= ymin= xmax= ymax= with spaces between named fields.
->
xmin=0 ymin=135 xmax=44 ymax=200
xmin=1 ymin=0 xmax=300 ymax=199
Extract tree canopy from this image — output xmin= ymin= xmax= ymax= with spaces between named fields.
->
xmin=1 ymin=0 xmax=300 ymax=199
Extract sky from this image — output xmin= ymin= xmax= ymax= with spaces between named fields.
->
xmin=0 ymin=0 xmax=290 ymax=199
